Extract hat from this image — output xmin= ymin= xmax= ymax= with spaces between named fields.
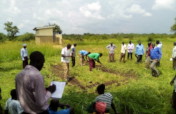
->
xmin=23 ymin=44 xmax=27 ymax=46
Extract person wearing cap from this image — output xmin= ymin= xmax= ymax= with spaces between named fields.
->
xmin=79 ymin=50 xmax=90 ymax=66
xmin=61 ymin=44 xmax=72 ymax=80
xmin=172 ymin=42 xmax=176 ymax=70
xmin=106 ymin=43 xmax=116 ymax=62
xmin=20 ymin=44 xmax=28 ymax=68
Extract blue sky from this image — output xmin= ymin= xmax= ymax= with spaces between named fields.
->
xmin=0 ymin=0 xmax=176 ymax=34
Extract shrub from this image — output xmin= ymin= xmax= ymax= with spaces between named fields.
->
xmin=0 ymin=33 xmax=7 ymax=42
xmin=17 ymin=33 xmax=35 ymax=41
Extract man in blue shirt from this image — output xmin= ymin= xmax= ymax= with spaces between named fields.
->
xmin=150 ymin=44 xmax=162 ymax=76
xmin=135 ymin=41 xmax=144 ymax=63
xmin=79 ymin=50 xmax=90 ymax=66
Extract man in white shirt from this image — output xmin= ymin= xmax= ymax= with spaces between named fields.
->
xmin=127 ymin=41 xmax=134 ymax=60
xmin=61 ymin=44 xmax=72 ymax=80
xmin=106 ymin=43 xmax=116 ymax=62
xmin=20 ymin=44 xmax=28 ymax=68
xmin=120 ymin=42 xmax=127 ymax=62
xmin=172 ymin=42 xmax=176 ymax=70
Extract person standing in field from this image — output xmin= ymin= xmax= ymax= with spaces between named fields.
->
xmin=120 ymin=42 xmax=127 ymax=63
xmin=127 ymin=41 xmax=134 ymax=60
xmin=61 ymin=44 xmax=72 ymax=80
xmin=135 ymin=41 xmax=144 ymax=63
xmin=16 ymin=51 xmax=56 ymax=114
xmin=170 ymin=75 xmax=176 ymax=113
xmin=172 ymin=42 xmax=176 ymax=70
xmin=106 ymin=43 xmax=116 ymax=62
xmin=145 ymin=42 xmax=153 ymax=68
xmin=150 ymin=44 xmax=162 ymax=76
xmin=156 ymin=40 xmax=162 ymax=67
xmin=88 ymin=53 xmax=102 ymax=71
xmin=71 ymin=43 xmax=77 ymax=67
xmin=79 ymin=50 xmax=90 ymax=66
xmin=20 ymin=44 xmax=28 ymax=68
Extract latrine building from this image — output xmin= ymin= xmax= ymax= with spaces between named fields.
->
xmin=33 ymin=26 xmax=62 ymax=44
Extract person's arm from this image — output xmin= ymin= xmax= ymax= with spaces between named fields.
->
xmin=111 ymin=101 xmax=118 ymax=114
xmin=20 ymin=49 xmax=24 ymax=61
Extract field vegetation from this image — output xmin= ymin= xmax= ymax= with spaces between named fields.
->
xmin=0 ymin=34 xmax=176 ymax=114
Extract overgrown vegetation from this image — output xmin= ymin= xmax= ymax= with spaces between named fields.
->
xmin=0 ymin=36 xmax=176 ymax=114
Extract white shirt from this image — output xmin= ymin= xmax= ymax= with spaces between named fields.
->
xmin=127 ymin=43 xmax=134 ymax=53
xmin=157 ymin=43 xmax=162 ymax=49
xmin=121 ymin=44 xmax=127 ymax=53
xmin=61 ymin=47 xmax=72 ymax=63
xmin=4 ymin=98 xmax=12 ymax=110
xmin=8 ymin=100 xmax=24 ymax=114
xmin=172 ymin=46 xmax=176 ymax=58
xmin=20 ymin=48 xmax=28 ymax=60
xmin=106 ymin=44 xmax=116 ymax=54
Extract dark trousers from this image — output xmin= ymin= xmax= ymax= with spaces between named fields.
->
xmin=89 ymin=58 xmax=95 ymax=71
xmin=172 ymin=91 xmax=176 ymax=111
xmin=22 ymin=110 xmax=49 ymax=114
xmin=137 ymin=55 xmax=142 ymax=63
xmin=173 ymin=58 xmax=176 ymax=70
xmin=23 ymin=57 xmax=28 ymax=68
xmin=128 ymin=53 xmax=133 ymax=59
xmin=72 ymin=56 xmax=75 ymax=67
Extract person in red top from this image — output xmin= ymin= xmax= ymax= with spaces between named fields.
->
xmin=145 ymin=42 xmax=153 ymax=68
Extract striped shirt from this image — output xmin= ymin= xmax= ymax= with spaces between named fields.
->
xmin=95 ymin=93 xmax=113 ymax=109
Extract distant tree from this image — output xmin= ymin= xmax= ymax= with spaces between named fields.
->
xmin=4 ymin=21 xmax=19 ymax=40
xmin=171 ymin=18 xmax=176 ymax=34
xmin=48 ymin=23 xmax=62 ymax=34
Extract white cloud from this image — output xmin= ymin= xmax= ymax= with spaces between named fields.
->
xmin=8 ymin=0 xmax=21 ymax=15
xmin=127 ymin=4 xmax=152 ymax=16
xmin=152 ymin=0 xmax=176 ymax=10
xmin=79 ymin=2 xmax=104 ymax=20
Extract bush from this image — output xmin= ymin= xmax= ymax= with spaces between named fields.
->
xmin=0 ymin=33 xmax=7 ymax=42
xmin=17 ymin=33 xmax=35 ymax=41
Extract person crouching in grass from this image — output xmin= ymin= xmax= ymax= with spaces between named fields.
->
xmin=79 ymin=50 xmax=91 ymax=66
xmin=88 ymin=53 xmax=102 ymax=71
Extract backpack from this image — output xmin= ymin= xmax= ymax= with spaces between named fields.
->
xmin=95 ymin=102 xmax=107 ymax=113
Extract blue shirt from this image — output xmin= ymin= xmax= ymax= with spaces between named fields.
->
xmin=48 ymin=109 xmax=70 ymax=114
xmin=150 ymin=47 xmax=162 ymax=60
xmin=79 ymin=50 xmax=88 ymax=56
xmin=135 ymin=44 xmax=144 ymax=55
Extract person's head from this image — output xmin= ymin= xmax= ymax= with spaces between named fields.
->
xmin=99 ymin=53 xmax=103 ymax=57
xmin=49 ymin=99 xmax=60 ymax=111
xmin=138 ymin=41 xmax=141 ymax=45
xmin=86 ymin=52 xmax=91 ymax=55
xmin=156 ymin=40 xmax=160 ymax=45
xmin=30 ymin=51 xmax=45 ymax=71
xmin=129 ymin=41 xmax=132 ymax=44
xmin=96 ymin=84 xmax=105 ymax=94
xmin=148 ymin=42 xmax=151 ymax=47
xmin=73 ymin=43 xmax=77 ymax=47
xmin=110 ymin=42 xmax=113 ymax=46
xmin=122 ymin=42 xmax=124 ymax=45
xmin=10 ymin=89 xmax=17 ymax=100
xmin=174 ymin=42 xmax=176 ymax=46
xmin=23 ymin=44 xmax=27 ymax=48
xmin=67 ymin=44 xmax=71 ymax=49
xmin=152 ymin=43 xmax=155 ymax=48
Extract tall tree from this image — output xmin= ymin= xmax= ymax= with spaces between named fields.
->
xmin=4 ymin=21 xmax=19 ymax=40
xmin=171 ymin=18 xmax=176 ymax=34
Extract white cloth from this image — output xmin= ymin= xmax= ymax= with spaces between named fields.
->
xmin=172 ymin=46 xmax=176 ymax=58
xmin=20 ymin=48 xmax=28 ymax=60
xmin=121 ymin=44 xmax=127 ymax=53
xmin=157 ymin=43 xmax=162 ymax=49
xmin=127 ymin=43 xmax=134 ymax=53
xmin=106 ymin=44 xmax=116 ymax=54
xmin=61 ymin=47 xmax=72 ymax=63
xmin=8 ymin=100 xmax=24 ymax=114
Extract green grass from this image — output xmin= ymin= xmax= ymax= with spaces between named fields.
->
xmin=0 ymin=38 xmax=176 ymax=114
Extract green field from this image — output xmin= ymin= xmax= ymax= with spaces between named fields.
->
xmin=0 ymin=36 xmax=176 ymax=114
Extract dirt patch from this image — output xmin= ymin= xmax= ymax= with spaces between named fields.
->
xmin=51 ymin=64 xmax=137 ymax=90
xmin=96 ymin=65 xmax=137 ymax=79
